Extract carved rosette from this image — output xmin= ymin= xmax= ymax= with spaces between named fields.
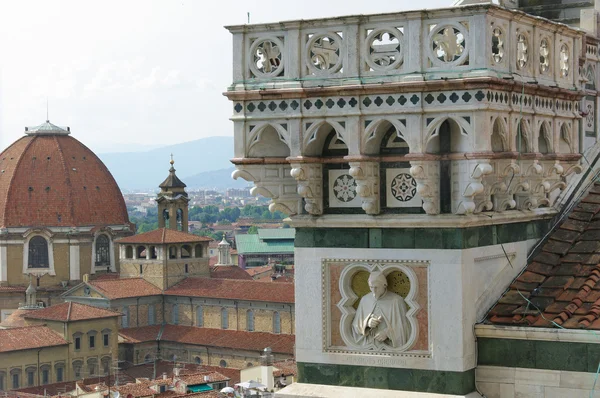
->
xmin=290 ymin=163 xmax=323 ymax=215
xmin=232 ymin=164 xmax=302 ymax=215
xmin=455 ymin=160 xmax=493 ymax=215
xmin=348 ymin=162 xmax=380 ymax=215
xmin=409 ymin=161 xmax=439 ymax=215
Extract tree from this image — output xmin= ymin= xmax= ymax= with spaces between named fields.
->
xmin=247 ymin=225 xmax=259 ymax=234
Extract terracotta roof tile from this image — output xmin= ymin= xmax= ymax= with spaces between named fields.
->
xmin=0 ymin=133 xmax=129 ymax=228
xmin=0 ymin=308 xmax=39 ymax=328
xmin=89 ymin=278 xmax=163 ymax=299
xmin=0 ymin=325 xmax=68 ymax=352
xmin=209 ymin=266 xmax=253 ymax=280
xmin=116 ymin=228 xmax=211 ymax=244
xmin=487 ymin=184 xmax=600 ymax=330
xmin=24 ymin=301 xmax=121 ymax=322
xmin=164 ymin=277 xmax=294 ymax=303
xmin=120 ymin=325 xmax=295 ymax=355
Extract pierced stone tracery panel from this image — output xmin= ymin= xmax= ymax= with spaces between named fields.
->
xmin=248 ymin=37 xmax=285 ymax=78
xmin=306 ymin=32 xmax=344 ymax=75
xmin=364 ymin=27 xmax=404 ymax=72
xmin=491 ymin=27 xmax=504 ymax=64
xmin=427 ymin=22 xmax=469 ymax=67
xmin=516 ymin=31 xmax=529 ymax=70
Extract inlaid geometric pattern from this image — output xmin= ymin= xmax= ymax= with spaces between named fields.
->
xmin=328 ymin=170 xmax=362 ymax=208
xmin=386 ymin=168 xmax=421 ymax=208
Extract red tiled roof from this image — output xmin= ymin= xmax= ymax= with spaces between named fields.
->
xmin=273 ymin=360 xmax=297 ymax=377
xmin=0 ymin=308 xmax=38 ymax=328
xmin=255 ymin=273 xmax=295 ymax=283
xmin=488 ymin=183 xmax=600 ymax=329
xmin=119 ymin=325 xmax=295 ymax=355
xmin=245 ymin=265 xmax=272 ymax=277
xmin=0 ymin=325 xmax=68 ymax=352
xmin=24 ymin=301 xmax=121 ymax=322
xmin=122 ymin=360 xmax=240 ymax=384
xmin=89 ymin=278 xmax=163 ymax=299
xmin=116 ymin=228 xmax=212 ymax=244
xmin=210 ymin=266 xmax=253 ymax=280
xmin=0 ymin=133 xmax=129 ymax=228
xmin=164 ymin=277 xmax=294 ymax=303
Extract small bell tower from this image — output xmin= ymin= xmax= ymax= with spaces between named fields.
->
xmin=157 ymin=156 xmax=189 ymax=232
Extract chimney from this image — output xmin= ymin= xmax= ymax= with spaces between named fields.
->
xmin=261 ymin=347 xmax=274 ymax=366
xmin=174 ymin=367 xmax=180 ymax=377
xmin=203 ymin=376 xmax=210 ymax=382
xmin=162 ymin=373 xmax=167 ymax=380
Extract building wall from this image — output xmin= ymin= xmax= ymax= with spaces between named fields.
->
xmin=0 ymin=345 xmax=69 ymax=390
xmin=476 ymin=365 xmax=600 ymax=398
xmin=134 ymin=342 xmax=290 ymax=368
xmin=163 ymin=300 xmax=294 ymax=334
xmin=120 ymin=258 xmax=209 ymax=290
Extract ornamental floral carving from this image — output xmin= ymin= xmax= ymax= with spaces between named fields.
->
xmin=491 ymin=27 xmax=504 ymax=64
xmin=365 ymin=28 xmax=404 ymax=71
xmin=516 ymin=33 xmax=528 ymax=70
xmin=249 ymin=37 xmax=284 ymax=78
xmin=306 ymin=32 xmax=343 ymax=75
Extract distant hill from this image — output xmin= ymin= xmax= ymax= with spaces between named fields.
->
xmin=184 ymin=167 xmax=250 ymax=190
xmin=98 ymin=136 xmax=235 ymax=190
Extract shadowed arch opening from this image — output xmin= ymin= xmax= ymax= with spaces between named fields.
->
xmin=559 ymin=123 xmax=572 ymax=153
xmin=425 ymin=118 xmax=467 ymax=154
xmin=364 ymin=120 xmax=409 ymax=155
xmin=248 ymin=125 xmax=290 ymax=158
xmin=538 ymin=122 xmax=552 ymax=154
xmin=516 ymin=119 xmax=531 ymax=153
xmin=304 ymin=122 xmax=346 ymax=157
xmin=491 ymin=118 xmax=508 ymax=152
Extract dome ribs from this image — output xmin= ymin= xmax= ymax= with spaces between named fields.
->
xmin=54 ymin=135 xmax=76 ymax=226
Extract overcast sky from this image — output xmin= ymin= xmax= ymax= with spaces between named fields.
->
xmin=0 ymin=0 xmax=454 ymax=153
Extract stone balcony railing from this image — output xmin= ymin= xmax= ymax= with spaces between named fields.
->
xmin=226 ymin=4 xmax=583 ymax=92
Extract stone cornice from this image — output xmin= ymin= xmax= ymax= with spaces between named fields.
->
xmin=224 ymin=77 xmax=585 ymax=101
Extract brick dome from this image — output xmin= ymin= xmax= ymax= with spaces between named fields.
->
xmin=0 ymin=121 xmax=129 ymax=228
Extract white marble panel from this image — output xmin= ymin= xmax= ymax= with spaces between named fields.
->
xmin=328 ymin=170 xmax=362 ymax=208
xmin=386 ymin=168 xmax=421 ymax=207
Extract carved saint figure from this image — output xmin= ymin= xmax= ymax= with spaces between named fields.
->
xmin=351 ymin=271 xmax=411 ymax=348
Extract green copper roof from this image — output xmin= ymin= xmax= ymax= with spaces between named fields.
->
xmin=257 ymin=228 xmax=295 ymax=240
xmin=235 ymin=231 xmax=294 ymax=254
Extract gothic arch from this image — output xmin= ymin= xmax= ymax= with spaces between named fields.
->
xmin=247 ymin=123 xmax=291 ymax=158
xmin=425 ymin=116 xmax=470 ymax=154
xmin=363 ymin=118 xmax=409 ymax=155
xmin=559 ymin=122 xmax=573 ymax=153
xmin=491 ymin=116 xmax=509 ymax=152
xmin=303 ymin=120 xmax=348 ymax=156
xmin=515 ymin=118 xmax=532 ymax=153
xmin=537 ymin=121 xmax=553 ymax=154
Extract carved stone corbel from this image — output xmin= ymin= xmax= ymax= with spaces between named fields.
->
xmin=290 ymin=163 xmax=323 ymax=215
xmin=490 ymin=160 xmax=520 ymax=212
xmin=456 ymin=160 xmax=493 ymax=215
xmin=515 ymin=160 xmax=543 ymax=210
xmin=409 ymin=161 xmax=439 ymax=215
xmin=232 ymin=164 xmax=302 ymax=215
xmin=349 ymin=162 xmax=380 ymax=215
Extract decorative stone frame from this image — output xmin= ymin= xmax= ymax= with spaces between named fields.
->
xmin=323 ymin=259 xmax=429 ymax=357
xmin=22 ymin=228 xmax=55 ymax=276
xmin=512 ymin=24 xmax=534 ymax=77
xmin=91 ymin=229 xmax=115 ymax=274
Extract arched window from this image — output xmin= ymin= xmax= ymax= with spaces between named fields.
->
xmin=176 ymin=209 xmax=183 ymax=231
xmin=197 ymin=306 xmax=204 ymax=327
xmin=221 ymin=308 xmax=228 ymax=329
xmin=273 ymin=312 xmax=281 ymax=334
xmin=194 ymin=356 xmax=202 ymax=364
xmin=194 ymin=244 xmax=203 ymax=258
xmin=29 ymin=236 xmax=49 ymax=268
xmin=172 ymin=303 xmax=179 ymax=325
xmin=125 ymin=246 xmax=133 ymax=259
xmin=144 ymin=354 xmax=153 ymax=363
xmin=247 ymin=362 xmax=254 ymax=368
xmin=72 ymin=360 xmax=83 ymax=379
xmin=219 ymin=360 xmax=227 ymax=368
xmin=95 ymin=235 xmax=110 ymax=266
xmin=163 ymin=209 xmax=170 ymax=223
xmin=181 ymin=245 xmax=191 ymax=258
xmin=247 ymin=310 xmax=254 ymax=331
xmin=101 ymin=357 xmax=111 ymax=376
